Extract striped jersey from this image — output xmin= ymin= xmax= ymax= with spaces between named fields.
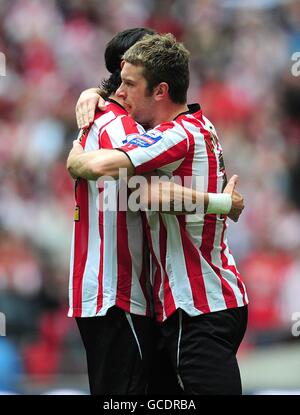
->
xmin=68 ymin=100 xmax=151 ymax=318
xmin=119 ymin=104 xmax=249 ymax=322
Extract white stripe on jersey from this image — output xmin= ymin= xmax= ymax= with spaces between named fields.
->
xmin=126 ymin=210 xmax=147 ymax=315
xmin=182 ymin=119 xmax=228 ymax=311
xmin=100 ymin=182 xmax=118 ymax=314
xmin=221 ymin=228 xmax=249 ymax=305
xmin=200 ymin=256 xmax=227 ymax=311
xmin=105 ymin=115 xmax=128 ymax=146
xmin=182 ymin=119 xmax=209 ymax=190
xmin=163 ymin=215 xmax=227 ymax=314
xmin=105 ymin=115 xmax=146 ymax=147
xmin=68 ymin=223 xmax=75 ymax=316
xmin=211 ymin=220 xmax=244 ymax=307
xmin=157 ymin=158 xmax=185 ymax=177
xmin=80 ymin=126 xmax=101 ymax=316
xmin=80 ymin=180 xmax=101 ymax=316
xmin=161 ymin=215 xmax=193 ymax=307
xmin=126 ymin=123 xmax=189 ymax=170
xmin=94 ymin=110 xmax=116 ymax=131
xmin=147 ymin=212 xmax=167 ymax=321
xmin=183 ymin=119 xmax=207 ymax=246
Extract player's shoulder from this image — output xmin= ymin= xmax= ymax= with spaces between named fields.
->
xmin=93 ymin=101 xmax=126 ymax=120
xmin=200 ymin=114 xmax=217 ymax=134
xmin=154 ymin=120 xmax=187 ymax=137
xmin=88 ymin=102 xmax=129 ymax=133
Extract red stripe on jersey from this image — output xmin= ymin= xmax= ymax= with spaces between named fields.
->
xmin=100 ymin=129 xmax=114 ymax=149
xmin=177 ymin=216 xmax=211 ymax=313
xmin=80 ymin=128 xmax=89 ymax=149
xmin=134 ymin=141 xmax=188 ymax=175
xmin=159 ymin=216 xmax=176 ymax=319
xmin=173 ymin=123 xmax=210 ymax=312
xmin=72 ymin=179 xmax=89 ymax=316
xmin=96 ymin=188 xmax=104 ymax=314
xmin=200 ymin=125 xmax=237 ymax=308
xmin=95 ymin=104 xmax=127 ymax=147
xmin=220 ymin=222 xmax=247 ymax=305
xmin=155 ymin=122 xmax=177 ymax=133
xmin=172 ymin=121 xmax=194 ymax=182
xmin=115 ymin=210 xmax=133 ymax=310
xmin=94 ymin=104 xmax=127 ymax=120
xmin=144 ymin=217 xmax=164 ymax=320
xmin=121 ymin=115 xmax=140 ymax=135
xmin=139 ymin=214 xmax=151 ymax=316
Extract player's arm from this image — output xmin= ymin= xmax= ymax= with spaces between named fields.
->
xmin=67 ymin=141 xmax=244 ymax=221
xmin=67 ymin=130 xmax=186 ymax=181
xmin=116 ymin=128 xmax=244 ymax=220
xmin=139 ymin=174 xmax=244 ymax=221
xmin=67 ymin=140 xmax=134 ymax=180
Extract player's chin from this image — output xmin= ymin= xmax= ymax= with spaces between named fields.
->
xmin=123 ymin=103 xmax=132 ymax=113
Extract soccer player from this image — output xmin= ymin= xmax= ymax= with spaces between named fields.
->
xmin=68 ymin=33 xmax=248 ymax=395
xmin=69 ymin=28 xmax=163 ymax=396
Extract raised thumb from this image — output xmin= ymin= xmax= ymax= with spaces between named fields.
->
xmin=223 ymin=174 xmax=239 ymax=194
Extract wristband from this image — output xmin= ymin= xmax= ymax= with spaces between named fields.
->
xmin=207 ymin=193 xmax=232 ymax=214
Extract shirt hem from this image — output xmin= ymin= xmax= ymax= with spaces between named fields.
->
xmin=68 ymin=298 xmax=150 ymax=318
xmin=156 ymin=299 xmax=249 ymax=323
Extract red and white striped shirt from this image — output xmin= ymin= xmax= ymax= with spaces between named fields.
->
xmin=120 ymin=104 xmax=249 ymax=322
xmin=68 ymin=101 xmax=151 ymax=318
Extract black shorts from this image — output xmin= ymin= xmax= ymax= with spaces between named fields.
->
xmin=76 ymin=307 xmax=155 ymax=395
xmin=147 ymin=322 xmax=183 ymax=395
xmin=159 ymin=305 xmax=248 ymax=395
xmin=76 ymin=306 xmax=181 ymax=395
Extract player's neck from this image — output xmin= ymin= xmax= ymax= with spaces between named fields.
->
xmin=151 ymin=102 xmax=189 ymax=127
xmin=109 ymin=94 xmax=125 ymax=108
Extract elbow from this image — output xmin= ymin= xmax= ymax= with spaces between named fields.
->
xmin=66 ymin=157 xmax=77 ymax=179
xmin=85 ymin=159 xmax=105 ymax=180
xmin=66 ymin=154 xmax=72 ymax=172
xmin=66 ymin=156 xmax=103 ymax=181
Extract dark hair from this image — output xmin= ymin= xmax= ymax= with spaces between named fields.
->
xmin=101 ymin=28 xmax=156 ymax=98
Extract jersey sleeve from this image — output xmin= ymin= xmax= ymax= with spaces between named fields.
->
xmin=117 ymin=122 xmax=189 ymax=174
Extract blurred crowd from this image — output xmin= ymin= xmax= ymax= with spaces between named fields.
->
xmin=0 ymin=0 xmax=300 ymax=392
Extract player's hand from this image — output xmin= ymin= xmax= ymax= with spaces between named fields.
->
xmin=223 ymin=175 xmax=244 ymax=222
xmin=76 ymin=88 xmax=106 ymax=129
xmin=71 ymin=139 xmax=84 ymax=154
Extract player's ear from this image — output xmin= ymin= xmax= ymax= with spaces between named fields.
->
xmin=154 ymin=82 xmax=169 ymax=101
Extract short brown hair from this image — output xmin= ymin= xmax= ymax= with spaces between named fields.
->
xmin=123 ymin=33 xmax=190 ymax=104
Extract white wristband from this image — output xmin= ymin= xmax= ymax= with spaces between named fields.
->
xmin=207 ymin=193 xmax=232 ymax=214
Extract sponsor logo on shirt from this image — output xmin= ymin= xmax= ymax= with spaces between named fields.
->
xmin=127 ymin=131 xmax=163 ymax=148
xmin=79 ymin=126 xmax=91 ymax=143
xmin=74 ymin=205 xmax=80 ymax=221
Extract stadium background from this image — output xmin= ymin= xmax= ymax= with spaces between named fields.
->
xmin=0 ymin=0 xmax=299 ymax=395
